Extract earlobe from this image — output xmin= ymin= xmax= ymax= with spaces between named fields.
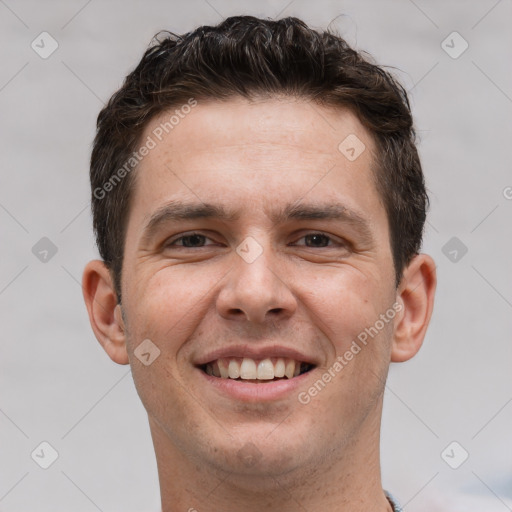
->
xmin=391 ymin=254 xmax=437 ymax=362
xmin=82 ymin=260 xmax=129 ymax=365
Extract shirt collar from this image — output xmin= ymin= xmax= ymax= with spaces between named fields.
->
xmin=384 ymin=490 xmax=403 ymax=511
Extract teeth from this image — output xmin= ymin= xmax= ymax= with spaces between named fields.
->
xmin=228 ymin=360 xmax=240 ymax=379
xmin=218 ymin=359 xmax=229 ymax=378
xmin=285 ymin=359 xmax=296 ymax=379
xmin=257 ymin=359 xmax=274 ymax=380
xmin=205 ymin=357 xmax=310 ymax=381
xmin=240 ymin=358 xmax=257 ymax=379
xmin=274 ymin=358 xmax=285 ymax=378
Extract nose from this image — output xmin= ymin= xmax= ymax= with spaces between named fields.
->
xmin=216 ymin=240 xmax=297 ymax=324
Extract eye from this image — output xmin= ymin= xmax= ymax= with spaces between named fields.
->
xmin=163 ymin=231 xmax=345 ymax=250
xmin=165 ymin=232 xmax=216 ymax=248
xmin=293 ymin=233 xmax=342 ymax=248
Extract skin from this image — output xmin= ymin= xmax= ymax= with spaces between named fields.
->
xmin=83 ymin=96 xmax=436 ymax=512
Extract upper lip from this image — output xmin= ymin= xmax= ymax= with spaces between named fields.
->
xmin=194 ymin=345 xmax=320 ymax=366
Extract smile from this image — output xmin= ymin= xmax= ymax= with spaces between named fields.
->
xmin=202 ymin=357 xmax=315 ymax=382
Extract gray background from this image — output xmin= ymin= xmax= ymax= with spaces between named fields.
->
xmin=1 ymin=0 xmax=511 ymax=510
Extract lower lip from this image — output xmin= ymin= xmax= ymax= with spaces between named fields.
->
xmin=197 ymin=367 xmax=313 ymax=402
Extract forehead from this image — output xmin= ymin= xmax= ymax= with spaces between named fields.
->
xmin=147 ymin=96 xmax=374 ymax=165
xmin=128 ymin=96 xmax=385 ymax=231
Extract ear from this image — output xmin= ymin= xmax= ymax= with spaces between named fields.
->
xmin=391 ymin=253 xmax=437 ymax=362
xmin=82 ymin=260 xmax=129 ymax=365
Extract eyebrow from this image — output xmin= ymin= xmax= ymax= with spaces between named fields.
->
xmin=141 ymin=199 xmax=374 ymax=244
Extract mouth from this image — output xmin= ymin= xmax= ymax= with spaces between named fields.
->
xmin=200 ymin=357 xmax=316 ymax=383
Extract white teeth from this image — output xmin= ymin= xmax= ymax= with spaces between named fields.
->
xmin=240 ymin=358 xmax=257 ymax=379
xmin=228 ymin=360 xmax=240 ymax=379
xmin=257 ymin=359 xmax=274 ymax=380
xmin=285 ymin=359 xmax=296 ymax=379
xmin=218 ymin=359 xmax=229 ymax=378
xmin=207 ymin=357 xmax=309 ymax=380
xmin=274 ymin=358 xmax=285 ymax=378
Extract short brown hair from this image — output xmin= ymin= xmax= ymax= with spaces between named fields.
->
xmin=90 ymin=15 xmax=428 ymax=303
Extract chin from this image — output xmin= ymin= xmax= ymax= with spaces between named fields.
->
xmin=207 ymin=426 xmax=312 ymax=480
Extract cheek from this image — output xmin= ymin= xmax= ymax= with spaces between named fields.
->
xmin=125 ymin=264 xmax=222 ymax=342
xmin=122 ymin=272 xmax=202 ymax=429
xmin=299 ymin=267 xmax=389 ymax=350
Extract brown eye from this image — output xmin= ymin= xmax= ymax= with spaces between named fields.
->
xmin=166 ymin=233 xmax=212 ymax=248
xmin=293 ymin=232 xmax=343 ymax=248
xmin=303 ymin=233 xmax=331 ymax=247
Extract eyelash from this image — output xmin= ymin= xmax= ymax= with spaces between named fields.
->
xmin=164 ymin=231 xmax=345 ymax=249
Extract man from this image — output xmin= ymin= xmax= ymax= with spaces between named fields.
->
xmin=82 ymin=15 xmax=436 ymax=512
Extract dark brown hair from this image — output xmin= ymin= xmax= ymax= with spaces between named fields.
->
xmin=90 ymin=15 xmax=428 ymax=303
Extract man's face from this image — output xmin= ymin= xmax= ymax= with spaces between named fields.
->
xmin=119 ymin=97 xmax=398 ymax=479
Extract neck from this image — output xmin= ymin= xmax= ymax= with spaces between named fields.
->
xmin=150 ymin=401 xmax=393 ymax=512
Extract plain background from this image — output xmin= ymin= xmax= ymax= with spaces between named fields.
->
xmin=1 ymin=0 xmax=511 ymax=510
